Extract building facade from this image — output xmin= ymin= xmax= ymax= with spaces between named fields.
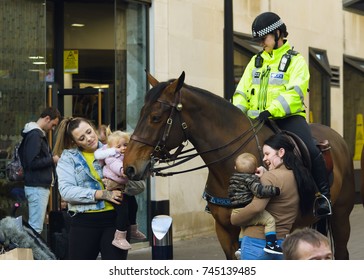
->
xmin=1 ymin=0 xmax=364 ymax=249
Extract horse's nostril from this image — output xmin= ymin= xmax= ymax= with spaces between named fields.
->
xmin=125 ymin=166 xmax=135 ymax=179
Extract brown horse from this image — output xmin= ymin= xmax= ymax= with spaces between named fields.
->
xmin=123 ymin=71 xmax=355 ymax=260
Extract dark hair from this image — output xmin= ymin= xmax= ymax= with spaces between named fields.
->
xmin=40 ymin=107 xmax=61 ymax=120
xmin=251 ymin=12 xmax=288 ymax=39
xmin=264 ymin=132 xmax=316 ymax=215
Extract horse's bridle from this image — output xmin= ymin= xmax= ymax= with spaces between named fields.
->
xmin=131 ymin=89 xmax=190 ymax=164
xmin=131 ymin=89 xmax=265 ymax=176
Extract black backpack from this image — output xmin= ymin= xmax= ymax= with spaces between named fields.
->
xmin=6 ymin=141 xmax=24 ymax=182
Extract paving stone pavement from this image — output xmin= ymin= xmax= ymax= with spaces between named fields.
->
xmin=347 ymin=204 xmax=364 ymax=260
xmin=128 ymin=204 xmax=364 ymax=260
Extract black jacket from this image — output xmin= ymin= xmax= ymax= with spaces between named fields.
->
xmin=19 ymin=122 xmax=54 ymax=188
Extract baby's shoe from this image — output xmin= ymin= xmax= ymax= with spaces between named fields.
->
xmin=263 ymin=241 xmax=283 ymax=255
xmin=130 ymin=224 xmax=146 ymax=240
xmin=112 ymin=230 xmax=131 ymax=250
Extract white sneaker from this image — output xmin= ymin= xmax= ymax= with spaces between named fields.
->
xmin=263 ymin=242 xmax=283 ymax=255
xmin=235 ymin=248 xmax=241 ymax=259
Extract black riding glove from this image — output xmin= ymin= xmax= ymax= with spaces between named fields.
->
xmin=257 ymin=110 xmax=271 ymax=122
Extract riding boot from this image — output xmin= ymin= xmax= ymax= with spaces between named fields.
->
xmin=311 ymin=153 xmax=332 ymax=217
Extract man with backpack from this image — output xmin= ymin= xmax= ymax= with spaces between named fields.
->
xmin=19 ymin=107 xmax=61 ymax=234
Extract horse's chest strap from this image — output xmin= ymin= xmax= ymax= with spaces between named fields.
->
xmin=202 ymin=190 xmax=232 ymax=207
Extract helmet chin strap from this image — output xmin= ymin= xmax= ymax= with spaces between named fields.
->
xmin=273 ymin=30 xmax=280 ymax=49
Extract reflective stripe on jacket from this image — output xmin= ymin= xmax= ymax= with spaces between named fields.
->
xmin=233 ymin=41 xmax=309 ymax=119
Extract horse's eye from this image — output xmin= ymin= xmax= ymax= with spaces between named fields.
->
xmin=151 ymin=115 xmax=161 ymax=123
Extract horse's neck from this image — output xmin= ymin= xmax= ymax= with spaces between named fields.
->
xmin=187 ymin=98 xmax=253 ymax=165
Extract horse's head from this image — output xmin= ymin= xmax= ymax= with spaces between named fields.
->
xmin=124 ymin=71 xmax=188 ymax=180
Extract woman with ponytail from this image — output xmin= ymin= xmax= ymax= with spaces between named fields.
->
xmin=54 ymin=117 xmax=129 ymax=260
xmin=231 ymin=132 xmax=316 ymax=260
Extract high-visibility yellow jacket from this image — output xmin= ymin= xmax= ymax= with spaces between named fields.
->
xmin=233 ymin=41 xmax=309 ymax=119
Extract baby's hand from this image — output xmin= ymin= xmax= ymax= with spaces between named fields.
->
xmin=102 ymin=178 xmax=110 ymax=187
xmin=255 ymin=166 xmax=266 ymax=177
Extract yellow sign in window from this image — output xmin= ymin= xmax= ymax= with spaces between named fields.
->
xmin=64 ymin=50 xmax=79 ymax=74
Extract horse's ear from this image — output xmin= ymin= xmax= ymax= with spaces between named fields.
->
xmin=168 ymin=71 xmax=185 ymax=93
xmin=146 ymin=70 xmax=159 ymax=87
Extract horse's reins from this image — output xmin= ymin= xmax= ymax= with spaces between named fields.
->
xmin=131 ymin=89 xmax=265 ymax=176
xmin=152 ymin=122 xmax=264 ymax=176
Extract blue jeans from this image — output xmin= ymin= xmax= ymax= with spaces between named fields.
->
xmin=240 ymin=236 xmax=284 ymax=260
xmin=24 ymin=186 xmax=50 ymax=234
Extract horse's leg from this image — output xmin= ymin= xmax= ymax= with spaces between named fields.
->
xmin=209 ymin=203 xmax=241 ymax=260
xmin=330 ymin=169 xmax=355 ymax=259
xmin=330 ymin=205 xmax=352 ymax=259
xmin=331 ymin=193 xmax=354 ymax=259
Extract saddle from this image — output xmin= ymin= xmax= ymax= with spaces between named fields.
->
xmin=266 ymin=121 xmax=333 ymax=178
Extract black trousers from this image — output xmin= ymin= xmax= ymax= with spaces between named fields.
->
xmin=114 ymin=194 xmax=138 ymax=230
xmin=275 ymin=115 xmax=321 ymax=160
xmin=68 ymin=210 xmax=128 ymax=260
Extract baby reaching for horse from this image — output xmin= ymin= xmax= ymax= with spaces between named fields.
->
xmin=228 ymin=153 xmax=282 ymax=258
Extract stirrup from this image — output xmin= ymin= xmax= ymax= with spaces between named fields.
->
xmin=313 ymin=194 xmax=332 ymax=218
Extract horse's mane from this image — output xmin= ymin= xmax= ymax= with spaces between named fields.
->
xmin=184 ymin=84 xmax=230 ymax=104
xmin=145 ymin=79 xmax=243 ymax=117
xmin=184 ymin=83 xmax=244 ymax=118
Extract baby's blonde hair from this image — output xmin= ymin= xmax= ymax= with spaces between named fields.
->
xmin=107 ymin=130 xmax=130 ymax=147
xmin=234 ymin=153 xmax=257 ymax=174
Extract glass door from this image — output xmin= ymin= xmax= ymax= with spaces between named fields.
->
xmin=58 ymin=0 xmax=115 ymax=128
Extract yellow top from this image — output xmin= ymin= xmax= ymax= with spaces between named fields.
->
xmin=82 ymin=151 xmax=114 ymax=212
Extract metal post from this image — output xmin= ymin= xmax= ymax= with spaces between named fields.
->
xmin=47 ymin=84 xmax=55 ymax=211
xmin=98 ymin=89 xmax=102 ymax=127
xmin=151 ymin=215 xmax=173 ymax=260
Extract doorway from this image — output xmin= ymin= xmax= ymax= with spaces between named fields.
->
xmin=57 ymin=0 xmax=117 ymax=128
xmin=58 ymin=87 xmax=111 ymax=128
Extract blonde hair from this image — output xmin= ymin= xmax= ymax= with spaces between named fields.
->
xmin=234 ymin=153 xmax=257 ymax=174
xmin=107 ymin=130 xmax=130 ymax=147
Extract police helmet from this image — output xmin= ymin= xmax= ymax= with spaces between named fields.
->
xmin=251 ymin=12 xmax=288 ymax=39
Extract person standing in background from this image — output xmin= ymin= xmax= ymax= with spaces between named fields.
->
xmin=19 ymin=107 xmax=61 ymax=234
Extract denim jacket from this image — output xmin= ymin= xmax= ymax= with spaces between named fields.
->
xmin=57 ymin=145 xmax=105 ymax=213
